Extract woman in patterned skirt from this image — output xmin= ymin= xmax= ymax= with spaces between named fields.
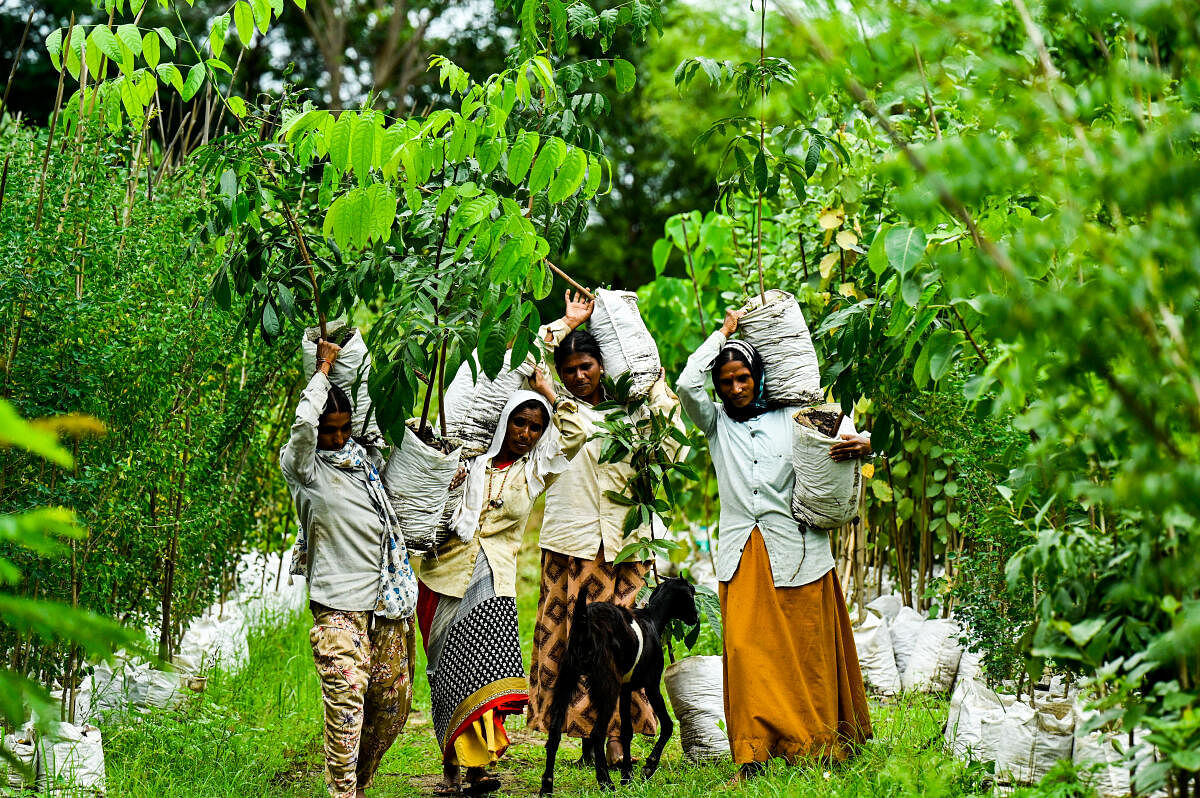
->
xmin=526 ymin=291 xmax=685 ymax=767
xmin=416 ymin=367 xmax=585 ymax=796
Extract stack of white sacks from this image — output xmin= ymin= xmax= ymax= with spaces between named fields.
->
xmin=12 ymin=549 xmax=306 ymax=795
xmin=853 ymin=593 xmax=1158 ymax=794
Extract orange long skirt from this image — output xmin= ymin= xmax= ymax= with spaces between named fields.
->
xmin=719 ymin=529 xmax=872 ymax=764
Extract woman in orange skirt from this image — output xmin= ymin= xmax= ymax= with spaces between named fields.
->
xmin=676 ymin=309 xmax=873 ymax=782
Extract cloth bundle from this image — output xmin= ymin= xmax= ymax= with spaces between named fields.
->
xmin=736 ymin=290 xmax=822 ymax=406
xmin=301 ymin=322 xmax=382 ymax=443
xmin=790 ymin=407 xmax=862 ymax=529
xmin=443 ymin=351 xmax=536 ymax=458
xmin=386 ymin=421 xmax=463 ymax=557
xmin=589 ymin=288 xmax=662 ymax=399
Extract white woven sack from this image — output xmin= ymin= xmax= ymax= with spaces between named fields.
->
xmin=890 ymin=606 xmax=925 ymax=676
xmin=737 ymin=289 xmax=822 ymax=405
xmin=1073 ymin=727 xmax=1130 ymax=797
xmin=443 ymin=351 xmax=535 ymax=458
xmin=900 ymin=617 xmax=963 ymax=693
xmin=866 ymin=593 xmax=903 ymax=623
xmin=301 ymin=322 xmax=382 ymax=443
xmin=386 ymin=422 xmax=463 ymax=556
xmin=1 ymin=722 xmax=37 ymax=790
xmin=853 ymin=611 xmax=901 ymax=696
xmin=790 ymin=417 xmax=862 ymax=529
xmin=48 ymin=685 xmax=95 ymax=726
xmin=36 ymin=723 xmax=106 ymax=796
xmin=236 ymin=551 xmax=307 ymax=627
xmin=985 ymin=698 xmax=1074 ymax=785
xmin=944 ymin=676 xmax=1019 ymax=759
xmin=174 ymin=602 xmax=249 ymax=676
xmin=125 ymin=665 xmax=182 ymax=710
xmin=663 ymin=656 xmax=729 ymax=762
xmin=589 ymin=288 xmax=662 ymax=399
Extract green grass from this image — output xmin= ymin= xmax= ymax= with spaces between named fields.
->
xmin=100 ymin=534 xmax=1091 ymax=798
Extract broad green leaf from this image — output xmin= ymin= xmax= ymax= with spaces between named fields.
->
xmin=547 ymin=146 xmax=586 ymax=203
xmin=46 ymin=29 xmax=64 ymax=71
xmin=453 ymin=195 xmax=498 ymax=232
xmin=350 ymin=114 xmax=376 ymax=181
xmin=141 ymin=31 xmax=160 ymax=69
xmin=613 ymin=57 xmax=635 ymax=93
xmin=328 ymin=111 xmax=356 ymax=172
xmin=155 ymin=27 xmax=176 ymax=52
xmin=180 ymin=63 xmax=205 ymax=101
xmin=506 ymin=131 xmax=538 ymax=185
xmin=250 ymin=0 xmax=272 ymax=32
xmin=209 ymin=13 xmax=230 ymax=59
xmin=652 ymin=238 xmax=672 ymax=276
xmin=115 ymin=24 xmax=141 ymax=56
xmin=529 ymin=137 xmax=567 ymax=194
xmin=753 ymin=148 xmax=768 ymax=193
xmin=234 ymin=1 xmax=255 ymax=46
xmin=155 ymin=63 xmax=183 ymax=93
xmin=90 ymin=27 xmax=122 ymax=65
xmin=868 ymin=223 xmax=892 ymax=276
xmin=884 ymin=226 xmax=926 ymax=277
xmin=227 ymin=95 xmax=247 ymax=117
xmin=261 ymin=301 xmax=281 ymax=339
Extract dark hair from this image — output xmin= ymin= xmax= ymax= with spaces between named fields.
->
xmin=554 ymin=329 xmax=605 ymax=372
xmin=322 ymin=382 xmax=353 ymax=417
xmin=512 ymin=398 xmax=550 ymax=426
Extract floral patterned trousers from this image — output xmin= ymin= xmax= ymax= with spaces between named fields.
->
xmin=309 ymin=603 xmax=416 ymax=798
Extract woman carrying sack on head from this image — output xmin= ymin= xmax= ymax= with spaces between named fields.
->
xmin=416 ymin=366 xmax=586 ymax=797
xmin=525 ymin=291 xmax=686 ymax=767
xmin=676 ymin=309 xmax=874 ymax=784
xmin=280 ymin=339 xmax=421 ymax=798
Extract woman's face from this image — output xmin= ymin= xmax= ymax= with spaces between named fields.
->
xmin=317 ymin=410 xmax=352 ymax=451
xmin=715 ymin=361 xmax=756 ymax=409
xmin=501 ymin=407 xmax=548 ymax=458
xmin=557 ymin=352 xmax=603 ymax=401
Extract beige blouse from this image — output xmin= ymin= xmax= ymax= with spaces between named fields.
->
xmin=537 ymin=319 xmax=686 ymax=561
xmin=415 ymin=399 xmax=586 ymax=598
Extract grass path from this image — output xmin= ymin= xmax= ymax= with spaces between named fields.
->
xmin=100 ymin=539 xmax=1062 ymax=798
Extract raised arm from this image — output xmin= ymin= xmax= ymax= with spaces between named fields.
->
xmin=280 ymin=340 xmax=340 ymax=486
xmin=676 ymin=309 xmax=741 ymax=438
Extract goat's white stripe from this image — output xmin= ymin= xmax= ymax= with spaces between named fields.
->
xmin=621 ymin=620 xmax=644 ymax=684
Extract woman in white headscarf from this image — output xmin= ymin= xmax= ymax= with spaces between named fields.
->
xmin=416 ymin=367 xmax=585 ymax=797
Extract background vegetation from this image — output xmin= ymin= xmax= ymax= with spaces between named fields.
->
xmin=2 ymin=0 xmax=1198 ymax=793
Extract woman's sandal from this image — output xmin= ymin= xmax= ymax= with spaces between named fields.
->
xmin=462 ymin=768 xmax=501 ymax=797
xmin=432 ymin=782 xmax=462 ymax=797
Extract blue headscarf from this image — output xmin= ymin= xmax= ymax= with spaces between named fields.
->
xmin=713 ymin=340 xmax=769 ymax=422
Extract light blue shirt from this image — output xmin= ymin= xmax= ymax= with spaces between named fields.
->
xmin=677 ymin=331 xmax=838 ymax=588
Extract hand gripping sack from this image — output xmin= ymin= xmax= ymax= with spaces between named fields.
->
xmin=663 ymin=655 xmax=729 ymax=761
xmin=386 ymin=421 xmax=463 ymax=557
xmin=301 ymin=321 xmax=382 ymax=443
xmin=737 ymin=289 xmax=822 ymax=405
xmin=443 ymin=351 xmax=535 ymax=458
xmin=589 ymin=288 xmax=662 ymax=399
xmin=790 ymin=409 xmax=862 ymax=530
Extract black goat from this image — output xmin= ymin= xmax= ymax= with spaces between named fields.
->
xmin=540 ymin=577 xmax=699 ymax=795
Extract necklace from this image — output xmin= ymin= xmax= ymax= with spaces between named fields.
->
xmin=485 ymin=458 xmax=520 ymax=509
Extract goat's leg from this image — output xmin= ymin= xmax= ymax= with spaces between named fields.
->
xmin=590 ymin=681 xmax=618 ymax=791
xmin=618 ymin=686 xmax=634 ymax=785
xmin=642 ymin=684 xmax=674 ymax=781
xmin=541 ymin=660 xmax=581 ymax=796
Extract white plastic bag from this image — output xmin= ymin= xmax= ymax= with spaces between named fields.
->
xmin=737 ymin=289 xmax=822 ymax=405
xmin=890 ymin=606 xmax=925 ymax=676
xmin=853 ymin=611 xmax=901 ymax=696
xmin=125 ymin=665 xmax=182 ymax=710
xmin=589 ymin=289 xmax=662 ymax=399
xmin=36 ymin=723 xmax=106 ymax=796
xmin=385 ymin=422 xmax=463 ymax=556
xmin=443 ymin=350 xmax=535 ymax=458
xmin=790 ymin=415 xmax=862 ymax=530
xmin=900 ymin=618 xmax=962 ymax=693
xmin=174 ymin=602 xmax=250 ymax=676
xmin=301 ymin=322 xmax=382 ymax=443
xmin=663 ymin=656 xmax=729 ymax=761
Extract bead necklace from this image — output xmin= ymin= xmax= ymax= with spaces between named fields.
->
xmin=485 ymin=456 xmax=522 ymax=509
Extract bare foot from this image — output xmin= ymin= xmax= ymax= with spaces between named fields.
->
xmin=435 ymin=763 xmax=461 ymax=796
xmin=725 ymin=761 xmax=767 ymax=787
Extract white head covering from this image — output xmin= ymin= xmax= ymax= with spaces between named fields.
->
xmin=450 ymin=390 xmax=570 ymax=541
